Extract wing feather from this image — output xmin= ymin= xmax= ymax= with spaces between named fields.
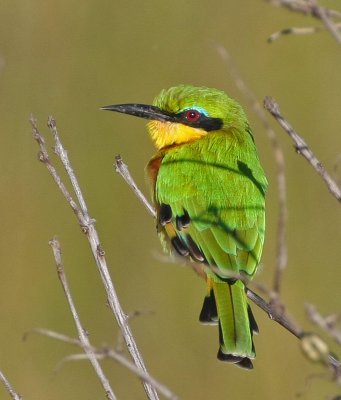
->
xmin=150 ymin=132 xmax=267 ymax=280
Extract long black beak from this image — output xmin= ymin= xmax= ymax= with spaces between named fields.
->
xmin=101 ymin=103 xmax=174 ymax=122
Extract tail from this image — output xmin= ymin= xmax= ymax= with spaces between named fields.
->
xmin=199 ymin=278 xmax=258 ymax=370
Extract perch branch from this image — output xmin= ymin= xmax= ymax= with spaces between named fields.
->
xmin=30 ymin=116 xmax=159 ymax=400
xmin=264 ymin=96 xmax=341 ymax=202
xmin=49 ymin=237 xmax=116 ymax=400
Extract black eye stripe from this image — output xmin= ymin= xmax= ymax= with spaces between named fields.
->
xmin=196 ymin=117 xmax=223 ymax=131
xmin=174 ymin=111 xmax=223 ymax=131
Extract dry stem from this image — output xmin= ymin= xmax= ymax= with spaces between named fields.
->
xmin=25 ymin=328 xmax=177 ymax=399
xmin=49 ymin=237 xmax=116 ymax=400
xmin=30 ymin=116 xmax=160 ymax=400
xmin=264 ymin=96 xmax=341 ymax=202
xmin=268 ymin=0 xmax=341 ymax=45
xmin=0 ymin=370 xmax=21 ymax=400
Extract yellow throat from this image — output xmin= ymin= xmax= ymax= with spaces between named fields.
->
xmin=147 ymin=120 xmax=207 ymax=150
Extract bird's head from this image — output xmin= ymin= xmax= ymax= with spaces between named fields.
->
xmin=102 ymin=85 xmax=250 ymax=150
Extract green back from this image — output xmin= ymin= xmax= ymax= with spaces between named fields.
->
xmin=154 ymin=127 xmax=267 ymax=278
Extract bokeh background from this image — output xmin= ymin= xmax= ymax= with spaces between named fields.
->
xmin=1 ymin=1 xmax=341 ymax=399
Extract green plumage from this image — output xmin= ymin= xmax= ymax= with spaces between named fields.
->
xmin=103 ymin=84 xmax=267 ymax=369
xmin=150 ymin=86 xmax=267 ymax=369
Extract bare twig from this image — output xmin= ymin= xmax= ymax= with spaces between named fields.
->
xmin=49 ymin=237 xmax=116 ymax=400
xmin=0 ymin=370 xmax=21 ymax=400
xmin=268 ymin=23 xmax=341 ymax=43
xmin=268 ymin=26 xmax=322 ymax=42
xmin=114 ymin=155 xmax=156 ymax=220
xmin=310 ymin=0 xmax=341 ymax=45
xmin=268 ymin=0 xmax=341 ymax=19
xmin=28 ymin=329 xmax=178 ymax=400
xmin=115 ymin=155 xmax=156 ymax=218
xmin=246 ymin=288 xmax=302 ymax=337
xmin=215 ymin=45 xmax=288 ymax=301
xmin=268 ymin=0 xmax=317 ymax=15
xmin=333 ymin=154 xmax=341 ymax=187
xmin=23 ymin=328 xmax=80 ymax=345
xmin=306 ymin=304 xmax=341 ymax=345
xmin=268 ymin=0 xmax=341 ymax=45
xmin=59 ymin=350 xmax=177 ymax=400
xmin=30 ymin=116 xmax=159 ymax=400
xmin=30 ymin=116 xmax=84 ymax=223
xmin=264 ymin=96 xmax=341 ymax=202
xmin=48 ymin=118 xmax=90 ymax=219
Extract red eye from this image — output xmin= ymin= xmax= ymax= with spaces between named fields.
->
xmin=185 ymin=109 xmax=200 ymax=122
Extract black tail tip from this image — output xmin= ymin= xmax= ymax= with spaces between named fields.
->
xmin=217 ymin=349 xmax=254 ymax=370
xmin=248 ymin=304 xmax=259 ymax=334
xmin=199 ymin=290 xmax=218 ymax=324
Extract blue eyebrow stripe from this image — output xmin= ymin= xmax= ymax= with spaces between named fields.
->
xmin=183 ymin=106 xmax=209 ymax=116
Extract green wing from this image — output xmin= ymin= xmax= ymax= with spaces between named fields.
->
xmin=153 ymin=132 xmax=267 ymax=280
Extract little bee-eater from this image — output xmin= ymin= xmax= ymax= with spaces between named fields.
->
xmin=103 ymin=85 xmax=267 ymax=369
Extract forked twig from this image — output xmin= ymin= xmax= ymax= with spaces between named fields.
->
xmin=30 ymin=116 xmax=160 ymax=400
xmin=268 ymin=0 xmax=341 ymax=45
xmin=25 ymin=329 xmax=177 ymax=399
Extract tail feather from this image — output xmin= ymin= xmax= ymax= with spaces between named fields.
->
xmin=199 ymin=289 xmax=218 ymax=324
xmin=217 ymin=346 xmax=254 ymax=369
xmin=248 ymin=304 xmax=259 ymax=334
xmin=201 ymin=277 xmax=256 ymax=370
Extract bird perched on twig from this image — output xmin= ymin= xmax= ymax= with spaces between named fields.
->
xmin=102 ymin=85 xmax=267 ymax=369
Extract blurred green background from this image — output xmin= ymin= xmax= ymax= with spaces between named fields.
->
xmin=1 ymin=1 xmax=341 ymax=399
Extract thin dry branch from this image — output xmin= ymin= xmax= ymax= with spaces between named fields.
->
xmin=268 ymin=0 xmax=341 ymax=45
xmin=49 ymin=237 xmax=116 ymax=400
xmin=115 ymin=155 xmax=156 ymax=218
xmin=215 ymin=44 xmax=288 ymax=301
xmin=306 ymin=304 xmax=341 ymax=345
xmin=268 ymin=26 xmax=321 ymax=42
xmin=27 ymin=328 xmax=178 ymax=400
xmin=23 ymin=328 xmax=81 ymax=345
xmin=30 ymin=116 xmax=159 ymax=400
xmin=264 ymin=96 xmax=341 ymax=202
xmin=310 ymin=0 xmax=341 ymax=45
xmin=114 ymin=154 xmax=341 ymax=375
xmin=0 ymin=370 xmax=21 ymax=400
xmin=268 ymin=0 xmax=341 ymax=19
xmin=268 ymin=0 xmax=319 ymax=15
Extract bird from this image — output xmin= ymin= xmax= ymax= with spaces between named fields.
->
xmin=102 ymin=85 xmax=267 ymax=369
